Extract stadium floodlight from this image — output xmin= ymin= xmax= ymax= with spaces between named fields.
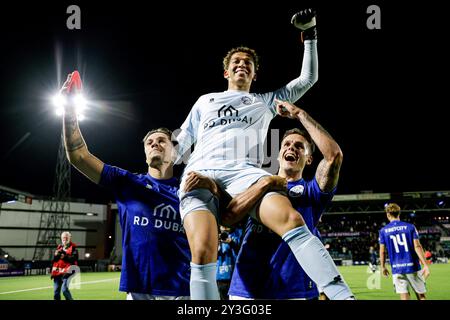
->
xmin=85 ymin=253 xmax=91 ymax=258
xmin=51 ymin=93 xmax=88 ymax=120
xmin=74 ymin=94 xmax=87 ymax=113
xmin=52 ymin=94 xmax=67 ymax=108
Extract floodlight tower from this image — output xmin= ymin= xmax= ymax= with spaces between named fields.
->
xmin=33 ymin=133 xmax=72 ymax=261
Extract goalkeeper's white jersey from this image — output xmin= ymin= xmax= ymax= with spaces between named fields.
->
xmin=176 ymin=40 xmax=318 ymax=173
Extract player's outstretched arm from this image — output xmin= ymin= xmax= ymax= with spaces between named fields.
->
xmin=61 ymin=72 xmax=104 ymax=184
xmin=281 ymin=8 xmax=318 ymax=101
xmin=275 ymin=99 xmax=343 ymax=192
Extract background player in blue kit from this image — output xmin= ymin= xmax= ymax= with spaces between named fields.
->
xmin=379 ymin=203 xmax=430 ymax=300
xmin=178 ymin=9 xmax=353 ymax=300
xmin=60 ymin=72 xmax=191 ymax=300
xmin=222 ymin=100 xmax=345 ymax=299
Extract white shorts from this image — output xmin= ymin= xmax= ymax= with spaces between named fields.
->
xmin=392 ymin=272 xmax=426 ymax=294
xmin=179 ymin=167 xmax=281 ymax=221
xmin=126 ymin=292 xmax=190 ymax=300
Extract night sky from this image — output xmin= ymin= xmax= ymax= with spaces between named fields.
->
xmin=1 ymin=1 xmax=448 ymax=204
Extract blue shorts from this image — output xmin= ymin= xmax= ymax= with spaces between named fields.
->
xmin=179 ymin=167 xmax=280 ymax=221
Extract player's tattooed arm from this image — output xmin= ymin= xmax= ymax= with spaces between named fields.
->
xmin=60 ymin=73 xmax=87 ymax=153
xmin=297 ymin=111 xmax=343 ymax=192
xmin=315 ymin=156 xmax=341 ymax=192
xmin=59 ymin=72 xmax=104 ymax=183
xmin=276 ymin=99 xmax=343 ymax=192
xmin=63 ymin=108 xmax=104 ymax=183
xmin=62 ymin=102 xmax=104 ymax=184
xmin=64 ymin=109 xmax=85 ymax=152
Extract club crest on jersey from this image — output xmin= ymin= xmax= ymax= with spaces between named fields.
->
xmin=289 ymin=184 xmax=305 ymax=197
xmin=241 ymin=96 xmax=252 ymax=105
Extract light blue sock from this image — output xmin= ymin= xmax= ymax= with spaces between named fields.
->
xmin=282 ymin=225 xmax=354 ymax=300
xmin=190 ymin=262 xmax=220 ymax=300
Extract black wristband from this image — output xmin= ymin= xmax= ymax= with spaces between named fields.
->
xmin=302 ymin=26 xmax=317 ymax=41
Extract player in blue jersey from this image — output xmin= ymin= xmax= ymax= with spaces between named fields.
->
xmin=220 ymin=100 xmax=346 ymax=299
xmin=60 ymin=72 xmax=190 ymax=300
xmin=178 ymin=9 xmax=353 ymax=300
xmin=379 ymin=203 xmax=430 ymax=300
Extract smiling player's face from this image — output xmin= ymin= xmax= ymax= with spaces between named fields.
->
xmin=278 ymin=134 xmax=312 ymax=172
xmin=224 ymin=52 xmax=256 ymax=90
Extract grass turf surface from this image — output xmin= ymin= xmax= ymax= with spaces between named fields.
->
xmin=0 ymin=264 xmax=449 ymax=300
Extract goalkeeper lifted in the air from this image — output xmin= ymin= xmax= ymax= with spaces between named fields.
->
xmin=175 ymin=8 xmax=355 ymax=300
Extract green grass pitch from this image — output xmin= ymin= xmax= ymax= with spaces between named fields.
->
xmin=339 ymin=264 xmax=450 ymax=300
xmin=0 ymin=264 xmax=449 ymax=300
xmin=0 ymin=271 xmax=125 ymax=300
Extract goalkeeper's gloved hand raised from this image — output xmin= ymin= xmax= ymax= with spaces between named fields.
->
xmin=291 ymin=8 xmax=317 ymax=41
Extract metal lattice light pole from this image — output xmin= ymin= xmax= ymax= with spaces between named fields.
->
xmin=33 ymin=132 xmax=71 ymax=260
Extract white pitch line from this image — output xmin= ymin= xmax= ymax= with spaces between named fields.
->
xmin=0 ymin=277 xmax=120 ymax=295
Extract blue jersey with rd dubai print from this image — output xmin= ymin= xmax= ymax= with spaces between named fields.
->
xmin=100 ymin=164 xmax=190 ymax=296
